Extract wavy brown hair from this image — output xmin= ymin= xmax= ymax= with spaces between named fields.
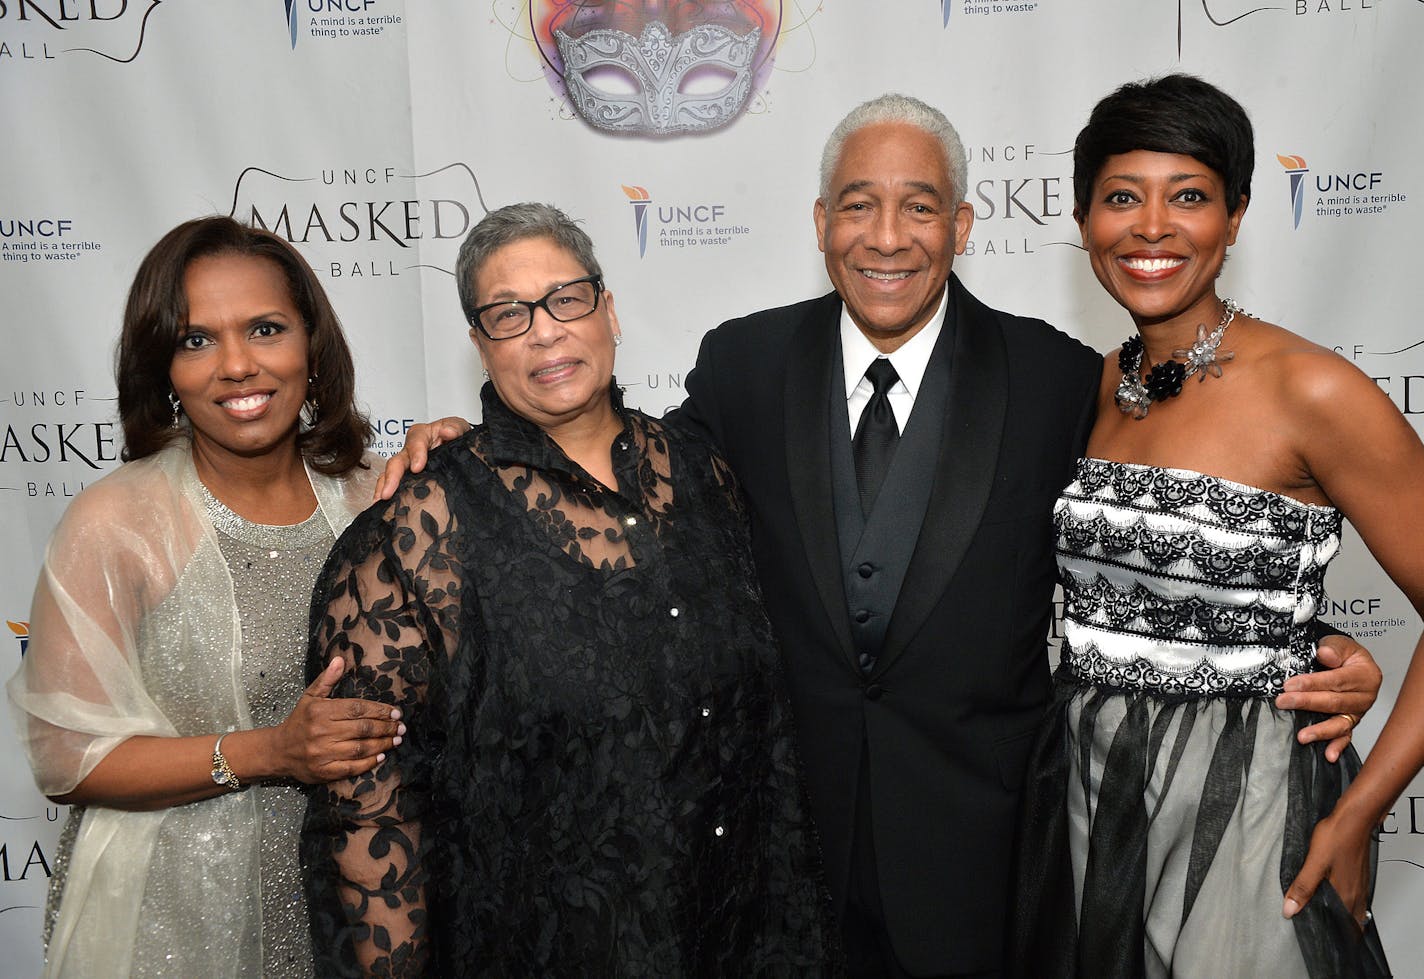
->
xmin=116 ymin=216 xmax=370 ymax=475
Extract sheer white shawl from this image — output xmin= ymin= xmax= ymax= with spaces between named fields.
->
xmin=7 ymin=440 xmax=376 ymax=978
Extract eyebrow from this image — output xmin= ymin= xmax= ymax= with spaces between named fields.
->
xmin=182 ymin=309 xmax=293 ymax=330
xmin=1101 ymin=171 xmax=1213 ymax=184
xmin=836 ymin=179 xmax=946 ymax=201
xmin=481 ymin=276 xmax=588 ymax=304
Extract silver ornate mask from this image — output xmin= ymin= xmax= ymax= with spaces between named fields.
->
xmin=555 ymin=20 xmax=761 ymax=136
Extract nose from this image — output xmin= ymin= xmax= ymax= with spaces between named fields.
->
xmin=217 ymin=337 xmax=258 ymax=380
xmin=525 ymin=303 xmax=568 ymax=345
xmin=870 ymin=207 xmax=910 ymax=254
xmin=1133 ymin=197 xmax=1172 ymax=241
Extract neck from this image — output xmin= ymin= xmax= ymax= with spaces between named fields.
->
xmin=189 ymin=434 xmax=314 ymax=519
xmin=543 ymin=400 xmax=623 ymax=488
xmin=1133 ymin=295 xmax=1227 ymax=366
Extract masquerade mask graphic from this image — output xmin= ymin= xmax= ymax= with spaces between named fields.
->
xmin=534 ymin=1 xmax=780 ymax=137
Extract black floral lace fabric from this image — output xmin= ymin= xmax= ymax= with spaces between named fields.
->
xmin=301 ymin=383 xmax=836 ymax=978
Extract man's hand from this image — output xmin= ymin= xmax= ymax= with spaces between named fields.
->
xmin=375 ymin=416 xmax=472 ymax=500
xmin=1275 ymin=635 xmax=1383 ymax=762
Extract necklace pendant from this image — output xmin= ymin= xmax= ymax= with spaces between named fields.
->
xmin=1173 ymin=322 xmax=1236 ymax=381
xmin=1115 ymin=298 xmax=1244 ymax=420
xmin=1114 ymin=376 xmax=1151 ymax=419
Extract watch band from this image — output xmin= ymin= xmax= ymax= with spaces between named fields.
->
xmin=211 ymin=732 xmax=241 ymax=791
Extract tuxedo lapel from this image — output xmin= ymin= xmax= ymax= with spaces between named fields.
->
xmin=784 ymin=293 xmax=856 ymax=661
xmin=878 ymin=276 xmax=1008 ymax=666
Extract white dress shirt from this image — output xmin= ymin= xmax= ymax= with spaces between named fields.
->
xmin=840 ymin=285 xmax=950 ymax=436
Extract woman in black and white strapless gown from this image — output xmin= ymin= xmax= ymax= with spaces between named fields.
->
xmin=1011 ymin=75 xmax=1419 ymax=978
xmin=1022 ymin=459 xmax=1379 ymax=976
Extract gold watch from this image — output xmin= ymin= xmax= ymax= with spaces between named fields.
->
xmin=211 ymin=732 xmax=241 ymax=791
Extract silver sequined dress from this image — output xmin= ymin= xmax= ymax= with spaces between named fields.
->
xmin=14 ymin=442 xmax=376 ymax=978
xmin=44 ymin=493 xmax=334 ymax=979
xmin=198 ymin=489 xmax=333 ymax=978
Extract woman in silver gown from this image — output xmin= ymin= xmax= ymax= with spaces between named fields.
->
xmin=8 ymin=216 xmax=403 ymax=978
xmin=1012 ymin=74 xmax=1415 ymax=977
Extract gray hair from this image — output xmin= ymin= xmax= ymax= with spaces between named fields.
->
xmin=818 ymin=93 xmax=970 ymax=206
xmin=455 ymin=202 xmax=603 ymax=321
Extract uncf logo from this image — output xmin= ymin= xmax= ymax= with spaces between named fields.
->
xmin=8 ymin=620 xmax=29 ymax=657
xmin=622 ymin=185 xmax=652 ymax=258
xmin=1277 ymin=154 xmax=1310 ymax=230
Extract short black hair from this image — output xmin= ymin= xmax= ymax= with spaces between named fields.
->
xmin=1073 ymin=73 xmax=1254 ymax=218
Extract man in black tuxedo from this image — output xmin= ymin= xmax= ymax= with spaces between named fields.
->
xmin=379 ymin=92 xmax=1380 ymax=979
xmin=671 ymin=93 xmax=1099 ymax=978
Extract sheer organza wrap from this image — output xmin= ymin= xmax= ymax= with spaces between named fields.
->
xmin=7 ymin=441 xmax=376 ymax=978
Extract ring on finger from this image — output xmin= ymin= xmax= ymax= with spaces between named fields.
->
xmin=1336 ymin=712 xmax=1360 ymax=728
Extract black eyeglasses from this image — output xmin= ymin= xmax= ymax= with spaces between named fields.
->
xmin=468 ymin=274 xmax=603 ymax=341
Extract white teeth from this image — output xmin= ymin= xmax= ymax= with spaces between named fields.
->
xmin=1122 ymin=257 xmax=1185 ymax=272
xmin=222 ymin=394 xmax=271 ymax=411
xmin=861 ymin=270 xmax=912 ymax=280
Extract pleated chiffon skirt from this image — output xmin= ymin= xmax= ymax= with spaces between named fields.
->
xmin=1011 ymin=674 xmax=1391 ymax=978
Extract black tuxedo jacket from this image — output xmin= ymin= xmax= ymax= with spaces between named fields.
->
xmin=673 ymin=275 xmax=1101 ymax=975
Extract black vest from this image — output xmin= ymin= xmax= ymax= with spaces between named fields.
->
xmin=829 ymin=323 xmax=954 ymax=673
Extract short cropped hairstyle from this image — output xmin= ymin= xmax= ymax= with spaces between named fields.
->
xmin=455 ymin=203 xmax=603 ymax=323
xmin=1073 ymin=73 xmax=1254 ymax=218
xmin=818 ymin=93 xmax=970 ymax=205
xmin=116 ymin=215 xmax=370 ymax=475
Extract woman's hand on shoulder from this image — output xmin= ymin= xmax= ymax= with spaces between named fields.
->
xmin=374 ymin=416 xmax=472 ymax=500
xmin=267 ymin=657 xmax=406 ymax=783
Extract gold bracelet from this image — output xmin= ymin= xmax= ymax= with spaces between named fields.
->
xmin=210 ymin=733 xmax=241 ymax=791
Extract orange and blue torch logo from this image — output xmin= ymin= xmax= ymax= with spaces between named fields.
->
xmin=1278 ymin=154 xmax=1309 ymax=229
xmin=623 ymin=185 xmax=652 ymax=258
xmin=8 ymin=620 xmax=29 ymax=657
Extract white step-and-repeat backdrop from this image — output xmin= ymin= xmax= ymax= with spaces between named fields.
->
xmin=3 ymin=1 xmax=1422 ymax=973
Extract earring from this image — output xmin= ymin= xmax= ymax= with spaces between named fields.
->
xmin=169 ymin=391 xmax=182 ymax=429
xmin=482 ymin=369 xmax=491 ymax=381
xmin=302 ymin=375 xmax=320 ymax=426
xmin=613 ymin=334 xmax=623 ymax=347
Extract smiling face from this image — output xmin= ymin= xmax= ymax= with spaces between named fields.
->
xmin=814 ymin=121 xmax=974 ymax=353
xmin=1078 ymin=149 xmax=1247 ymax=328
xmin=169 ymin=252 xmax=310 ymax=467
xmin=469 ymin=236 xmax=621 ymax=431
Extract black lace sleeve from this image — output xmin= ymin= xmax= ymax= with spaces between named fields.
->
xmin=303 ymin=475 xmax=464 ymax=978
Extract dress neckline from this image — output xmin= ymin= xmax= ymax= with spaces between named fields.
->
xmin=1078 ymin=457 xmax=1338 ymax=515
xmin=198 ymin=482 xmax=328 ymax=548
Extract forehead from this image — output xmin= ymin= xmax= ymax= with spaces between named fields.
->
xmin=475 ymin=237 xmax=587 ymax=298
xmin=1094 ymin=150 xmax=1223 ymax=184
xmin=829 ymin=122 xmax=952 ymax=198
xmin=183 ymin=252 xmax=293 ymax=308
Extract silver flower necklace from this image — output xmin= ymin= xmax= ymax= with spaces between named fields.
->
xmin=1115 ymin=298 xmax=1242 ymax=420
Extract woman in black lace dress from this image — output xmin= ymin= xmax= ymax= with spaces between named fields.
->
xmin=301 ymin=203 xmax=837 ymax=977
